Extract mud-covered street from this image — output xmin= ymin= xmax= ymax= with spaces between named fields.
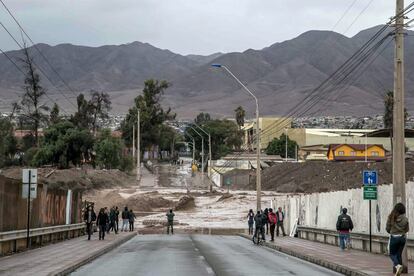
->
xmin=83 ymin=158 xmax=282 ymax=232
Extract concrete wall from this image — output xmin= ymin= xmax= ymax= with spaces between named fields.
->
xmin=272 ymin=182 xmax=414 ymax=238
xmin=0 ymin=175 xmax=83 ymax=232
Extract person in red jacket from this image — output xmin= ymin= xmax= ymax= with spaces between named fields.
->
xmin=268 ymin=208 xmax=277 ymax=241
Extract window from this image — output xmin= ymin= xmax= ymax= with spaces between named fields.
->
xmin=350 ymin=151 xmax=356 ymax=156
xmin=338 ymin=151 xmax=344 ymax=156
xmin=371 ymin=151 xmax=379 ymax=156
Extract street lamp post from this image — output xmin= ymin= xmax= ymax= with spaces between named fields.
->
xmin=212 ymin=64 xmax=261 ymax=211
xmin=190 ymin=126 xmax=205 ymax=184
xmin=185 ymin=132 xmax=196 ymax=164
xmin=193 ymin=123 xmax=213 ymax=192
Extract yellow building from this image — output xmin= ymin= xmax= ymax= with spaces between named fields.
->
xmin=242 ymin=117 xmax=292 ymax=150
xmin=327 ymin=144 xmax=387 ymax=161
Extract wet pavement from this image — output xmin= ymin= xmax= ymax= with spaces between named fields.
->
xmin=71 ymin=235 xmax=342 ymax=276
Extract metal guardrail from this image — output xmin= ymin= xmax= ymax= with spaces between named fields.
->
xmin=297 ymin=225 xmax=413 ymax=245
xmin=0 ymin=223 xmax=85 ymax=242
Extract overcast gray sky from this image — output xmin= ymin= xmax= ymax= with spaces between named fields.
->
xmin=0 ymin=0 xmax=394 ymax=55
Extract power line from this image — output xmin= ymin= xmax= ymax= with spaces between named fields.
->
xmin=0 ymin=20 xmax=77 ymax=111
xmin=0 ymin=0 xmax=79 ymax=98
xmin=0 ymin=46 xmax=70 ymax=115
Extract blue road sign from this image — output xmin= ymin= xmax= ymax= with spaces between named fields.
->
xmin=363 ymin=170 xmax=377 ymax=185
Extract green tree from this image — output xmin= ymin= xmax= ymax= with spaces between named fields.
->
xmin=71 ymin=93 xmax=93 ymax=129
xmin=187 ymin=118 xmax=242 ymax=160
xmin=121 ymin=79 xmax=176 ymax=159
xmin=0 ymin=118 xmax=18 ymax=167
xmin=194 ymin=112 xmax=211 ymax=125
xmin=89 ymin=90 xmax=111 ymax=136
xmin=19 ymin=46 xmax=49 ymax=146
xmin=49 ymin=103 xmax=60 ymax=125
xmin=234 ymin=106 xmax=246 ymax=129
xmin=266 ymin=134 xmax=298 ymax=158
xmin=94 ymin=129 xmax=122 ymax=169
xmin=33 ymin=121 xmax=94 ymax=168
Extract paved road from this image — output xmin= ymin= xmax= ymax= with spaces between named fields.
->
xmin=71 ymin=235 xmax=342 ymax=276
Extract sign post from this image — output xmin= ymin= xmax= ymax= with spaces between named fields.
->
xmin=363 ymin=170 xmax=378 ymax=252
xmin=22 ymin=169 xmax=37 ymax=249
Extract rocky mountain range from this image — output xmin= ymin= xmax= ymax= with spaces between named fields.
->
xmin=0 ymin=25 xmax=413 ymax=119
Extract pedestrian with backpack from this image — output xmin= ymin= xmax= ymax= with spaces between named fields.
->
xmin=336 ymin=208 xmax=354 ymax=250
xmin=386 ymin=203 xmax=409 ymax=276
xmin=268 ymin=208 xmax=277 ymax=241
xmin=253 ymin=210 xmax=265 ymax=241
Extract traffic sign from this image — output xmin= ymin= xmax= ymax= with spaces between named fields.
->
xmin=22 ymin=183 xmax=37 ymax=199
xmin=363 ymin=186 xmax=377 ymax=200
xmin=363 ymin=170 xmax=377 ymax=185
xmin=22 ymin=169 xmax=37 ymax=184
xmin=225 ymin=177 xmax=232 ymax=186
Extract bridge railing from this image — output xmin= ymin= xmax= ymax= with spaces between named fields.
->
xmin=0 ymin=223 xmax=85 ymax=256
xmin=297 ymin=225 xmax=414 ymax=260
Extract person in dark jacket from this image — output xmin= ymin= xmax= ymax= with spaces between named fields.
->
xmin=336 ymin=208 xmax=354 ymax=250
xmin=114 ymin=206 xmax=120 ymax=232
xmin=166 ymin=209 xmax=175 ymax=234
xmin=83 ymin=205 xmax=96 ymax=240
xmin=129 ymin=209 xmax=136 ymax=232
xmin=108 ymin=207 xmax=117 ymax=234
xmin=263 ymin=208 xmax=269 ymax=235
xmin=386 ymin=203 xmax=409 ymax=275
xmin=268 ymin=208 xmax=277 ymax=241
xmin=254 ymin=211 xmax=265 ymax=241
xmin=247 ymin=209 xmax=254 ymax=235
xmin=121 ymin=207 xmax=129 ymax=232
xmin=276 ymin=207 xmax=286 ymax=236
xmin=96 ymin=208 xmax=109 ymax=240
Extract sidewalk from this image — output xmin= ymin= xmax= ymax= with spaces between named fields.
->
xmin=0 ymin=231 xmax=135 ymax=276
xmin=241 ymin=234 xmax=414 ymax=275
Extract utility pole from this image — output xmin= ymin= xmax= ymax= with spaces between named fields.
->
xmin=193 ymin=123 xmax=213 ymax=192
xmin=393 ymin=0 xmax=406 ymax=205
xmin=132 ymin=124 xmax=135 ymax=159
xmin=136 ymin=110 xmax=141 ymax=181
xmin=393 ymin=0 xmax=407 ymax=272
xmin=285 ymin=128 xmax=288 ymax=162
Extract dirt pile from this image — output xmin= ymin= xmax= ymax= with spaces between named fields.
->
xmin=250 ymin=161 xmax=414 ymax=193
xmin=0 ymin=167 xmax=136 ymax=191
xmin=217 ymin=193 xmax=233 ymax=202
xmin=175 ymin=195 xmax=195 ymax=210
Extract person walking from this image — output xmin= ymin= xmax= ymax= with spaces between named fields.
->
xmin=386 ymin=203 xmax=409 ymax=276
xmin=254 ymin=210 xmax=265 ymax=241
xmin=166 ymin=209 xmax=175 ymax=234
xmin=109 ymin=207 xmax=117 ymax=234
xmin=121 ymin=207 xmax=129 ymax=232
xmin=83 ymin=205 xmax=96 ymax=240
xmin=263 ymin=208 xmax=269 ymax=235
xmin=276 ymin=207 xmax=287 ymax=237
xmin=247 ymin=209 xmax=254 ymax=235
xmin=268 ymin=208 xmax=277 ymax=242
xmin=336 ymin=208 xmax=354 ymax=250
xmin=96 ymin=208 xmax=109 ymax=240
xmin=115 ymin=206 xmax=120 ymax=233
xmin=129 ymin=209 xmax=136 ymax=232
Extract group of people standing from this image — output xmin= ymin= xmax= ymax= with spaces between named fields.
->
xmin=335 ymin=203 xmax=409 ymax=276
xmin=84 ymin=205 xmax=136 ymax=241
xmin=248 ymin=207 xmax=286 ymax=242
